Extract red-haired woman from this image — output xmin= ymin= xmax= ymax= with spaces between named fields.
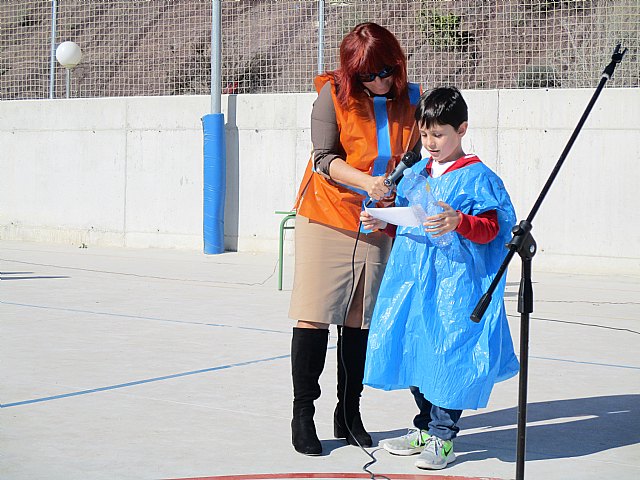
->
xmin=289 ymin=22 xmax=421 ymax=455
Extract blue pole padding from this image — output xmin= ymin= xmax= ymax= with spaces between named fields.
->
xmin=202 ymin=113 xmax=226 ymax=254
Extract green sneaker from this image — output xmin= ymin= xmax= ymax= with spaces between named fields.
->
xmin=380 ymin=428 xmax=430 ymax=455
xmin=414 ymin=436 xmax=455 ymax=470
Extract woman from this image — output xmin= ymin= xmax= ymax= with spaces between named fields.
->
xmin=289 ymin=22 xmax=421 ymax=455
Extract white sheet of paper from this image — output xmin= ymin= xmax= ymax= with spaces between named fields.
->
xmin=364 ymin=206 xmax=421 ymax=227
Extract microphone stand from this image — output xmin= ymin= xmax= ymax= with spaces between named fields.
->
xmin=470 ymin=44 xmax=627 ymax=480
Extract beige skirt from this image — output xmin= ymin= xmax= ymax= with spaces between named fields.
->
xmin=288 ymin=215 xmax=392 ymax=328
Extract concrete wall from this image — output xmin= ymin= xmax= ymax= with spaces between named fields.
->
xmin=1 ymin=89 xmax=639 ymax=274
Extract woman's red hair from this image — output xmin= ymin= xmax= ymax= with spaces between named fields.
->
xmin=332 ymin=23 xmax=408 ymax=108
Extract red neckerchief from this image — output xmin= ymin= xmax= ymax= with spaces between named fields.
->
xmin=426 ymin=154 xmax=481 ymax=177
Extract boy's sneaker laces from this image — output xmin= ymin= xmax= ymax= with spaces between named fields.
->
xmin=380 ymin=428 xmax=430 ymax=456
xmin=414 ymin=436 xmax=456 ymax=470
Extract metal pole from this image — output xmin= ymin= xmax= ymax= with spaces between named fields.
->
xmin=516 ymin=247 xmax=534 ymax=480
xmin=65 ymin=68 xmax=70 ymax=99
xmin=317 ymin=0 xmax=324 ymax=74
xmin=211 ymin=0 xmax=222 ymax=113
xmin=49 ymin=0 xmax=57 ymax=99
xmin=203 ymin=0 xmax=226 ymax=254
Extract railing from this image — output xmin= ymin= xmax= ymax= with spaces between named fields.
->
xmin=1 ymin=0 xmax=638 ymax=100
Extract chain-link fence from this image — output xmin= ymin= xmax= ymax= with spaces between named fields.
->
xmin=1 ymin=0 xmax=638 ymax=100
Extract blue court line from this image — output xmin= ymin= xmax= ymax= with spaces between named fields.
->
xmin=0 ymin=347 xmax=632 ymax=409
xmin=0 ymin=300 xmax=290 ymax=335
xmin=0 ymin=353 xmax=293 ymax=408
xmin=3 ymin=302 xmax=637 ymax=409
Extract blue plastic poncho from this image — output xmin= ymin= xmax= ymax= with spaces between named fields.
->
xmin=364 ymin=158 xmax=519 ymax=410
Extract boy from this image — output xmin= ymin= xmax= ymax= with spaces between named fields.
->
xmin=360 ymin=87 xmax=519 ymax=470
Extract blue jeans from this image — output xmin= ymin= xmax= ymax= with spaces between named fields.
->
xmin=410 ymin=386 xmax=462 ymax=441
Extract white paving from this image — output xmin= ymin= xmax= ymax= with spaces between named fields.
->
xmin=1 ymin=240 xmax=639 ymax=480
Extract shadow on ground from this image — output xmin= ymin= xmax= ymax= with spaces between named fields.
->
xmin=355 ymin=394 xmax=640 ymax=465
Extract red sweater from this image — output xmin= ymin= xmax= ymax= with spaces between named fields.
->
xmin=383 ymin=155 xmax=499 ymax=244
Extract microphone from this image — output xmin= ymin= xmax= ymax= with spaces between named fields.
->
xmin=366 ymin=151 xmax=420 ymax=207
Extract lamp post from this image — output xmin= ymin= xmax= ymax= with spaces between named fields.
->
xmin=55 ymin=41 xmax=82 ymax=98
xmin=49 ymin=0 xmax=58 ymax=99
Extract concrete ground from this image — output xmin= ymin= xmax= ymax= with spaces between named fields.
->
xmin=1 ymin=239 xmax=639 ymax=480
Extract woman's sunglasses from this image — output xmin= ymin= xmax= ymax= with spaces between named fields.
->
xmin=357 ymin=65 xmax=395 ymax=83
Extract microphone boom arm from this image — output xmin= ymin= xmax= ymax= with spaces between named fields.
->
xmin=471 ymin=43 xmax=627 ymax=323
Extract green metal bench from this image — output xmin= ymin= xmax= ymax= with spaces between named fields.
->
xmin=275 ymin=210 xmax=296 ymax=290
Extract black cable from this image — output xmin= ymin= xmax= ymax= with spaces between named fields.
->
xmin=506 ymin=313 xmax=640 ymax=335
xmin=339 ymin=220 xmax=390 ymax=480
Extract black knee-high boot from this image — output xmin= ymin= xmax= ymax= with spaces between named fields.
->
xmin=334 ymin=326 xmax=372 ymax=447
xmin=291 ymin=327 xmax=329 ymax=455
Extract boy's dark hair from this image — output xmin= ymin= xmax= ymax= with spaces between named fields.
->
xmin=414 ymin=86 xmax=468 ymax=130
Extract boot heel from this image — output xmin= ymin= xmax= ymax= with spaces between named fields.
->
xmin=347 ymin=413 xmax=373 ymax=447
xmin=292 ymin=417 xmax=322 ymax=455
xmin=334 ymin=405 xmax=372 ymax=446
xmin=333 ymin=405 xmax=346 ymax=438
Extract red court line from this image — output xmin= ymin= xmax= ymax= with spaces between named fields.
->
xmin=168 ymin=473 xmax=503 ymax=480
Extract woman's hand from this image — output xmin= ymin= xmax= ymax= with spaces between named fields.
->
xmin=366 ymin=175 xmax=391 ymax=201
xmin=423 ymin=202 xmax=460 ymax=237
xmin=328 ymin=159 xmax=391 ymax=201
xmin=360 ymin=211 xmax=387 ymax=231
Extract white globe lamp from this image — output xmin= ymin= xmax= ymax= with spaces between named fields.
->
xmin=55 ymin=41 xmax=82 ymax=68
xmin=55 ymin=41 xmax=82 ymax=98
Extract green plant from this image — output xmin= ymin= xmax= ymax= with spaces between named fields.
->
xmin=419 ymin=8 xmax=472 ymax=52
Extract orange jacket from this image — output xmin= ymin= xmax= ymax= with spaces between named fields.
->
xmin=295 ymin=74 xmax=420 ymax=232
